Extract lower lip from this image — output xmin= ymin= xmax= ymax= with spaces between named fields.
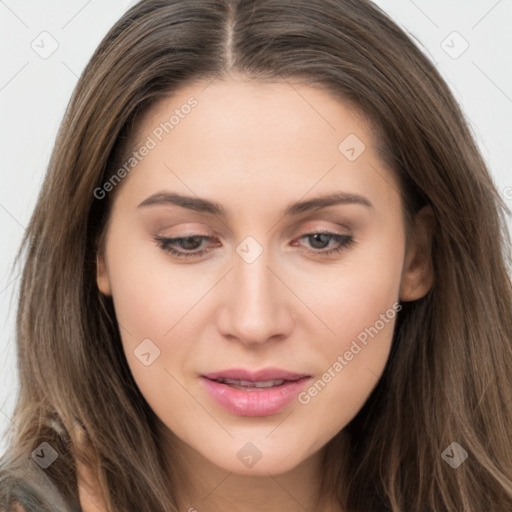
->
xmin=200 ymin=377 xmax=311 ymax=416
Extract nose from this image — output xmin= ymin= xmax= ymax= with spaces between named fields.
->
xmin=216 ymin=247 xmax=294 ymax=347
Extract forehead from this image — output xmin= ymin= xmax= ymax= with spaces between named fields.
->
xmin=131 ymin=75 xmax=376 ymax=158
xmin=112 ymin=76 xmax=400 ymax=216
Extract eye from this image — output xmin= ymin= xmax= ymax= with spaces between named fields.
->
xmin=293 ymin=231 xmax=354 ymax=256
xmin=154 ymin=235 xmax=214 ymax=259
xmin=153 ymin=230 xmax=354 ymax=260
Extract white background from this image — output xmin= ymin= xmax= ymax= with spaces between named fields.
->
xmin=1 ymin=0 xmax=511 ymax=453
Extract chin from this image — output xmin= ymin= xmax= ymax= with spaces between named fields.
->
xmin=198 ymin=436 xmax=318 ymax=476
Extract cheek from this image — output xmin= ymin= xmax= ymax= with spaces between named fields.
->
xmin=103 ymin=230 xmax=214 ymax=395
xmin=105 ymin=254 xmax=206 ymax=430
xmin=305 ymin=225 xmax=404 ymax=344
xmin=295 ymin=234 xmax=404 ymax=429
xmin=105 ymin=230 xmax=212 ymax=340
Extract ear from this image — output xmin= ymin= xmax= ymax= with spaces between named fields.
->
xmin=400 ymin=204 xmax=435 ymax=302
xmin=96 ymin=247 xmax=111 ymax=296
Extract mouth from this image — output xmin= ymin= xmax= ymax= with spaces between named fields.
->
xmin=208 ymin=378 xmax=293 ymax=390
xmin=200 ymin=368 xmax=312 ymax=416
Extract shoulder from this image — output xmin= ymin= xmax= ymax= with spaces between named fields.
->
xmin=7 ymin=504 xmax=26 ymax=512
xmin=0 ymin=474 xmax=40 ymax=512
xmin=0 ymin=464 xmax=77 ymax=512
xmin=0 ymin=478 xmax=32 ymax=512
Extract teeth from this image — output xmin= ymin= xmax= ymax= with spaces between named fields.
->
xmin=216 ymin=378 xmax=285 ymax=388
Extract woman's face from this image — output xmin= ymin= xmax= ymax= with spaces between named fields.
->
xmin=96 ymin=75 xmax=432 ymax=476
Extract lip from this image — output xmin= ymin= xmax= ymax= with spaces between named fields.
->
xmin=200 ymin=367 xmax=311 ymax=417
xmin=202 ymin=367 xmax=309 ymax=382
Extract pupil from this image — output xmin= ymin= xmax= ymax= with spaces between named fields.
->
xmin=310 ymin=233 xmax=329 ymax=249
xmin=182 ymin=236 xmax=202 ymax=250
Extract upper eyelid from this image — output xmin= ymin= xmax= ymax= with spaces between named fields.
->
xmin=159 ymin=229 xmax=350 ymax=243
xmin=156 ymin=222 xmax=352 ymax=237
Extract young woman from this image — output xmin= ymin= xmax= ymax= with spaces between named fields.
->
xmin=1 ymin=0 xmax=511 ymax=511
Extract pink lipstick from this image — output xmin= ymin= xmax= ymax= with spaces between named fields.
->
xmin=200 ymin=367 xmax=311 ymax=416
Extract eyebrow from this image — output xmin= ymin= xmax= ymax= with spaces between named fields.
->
xmin=137 ymin=191 xmax=373 ymax=216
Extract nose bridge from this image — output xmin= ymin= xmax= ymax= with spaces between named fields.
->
xmin=235 ymin=247 xmax=272 ymax=305
xmin=219 ymin=238 xmax=292 ymax=344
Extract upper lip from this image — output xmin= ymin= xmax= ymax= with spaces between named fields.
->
xmin=202 ymin=367 xmax=310 ymax=382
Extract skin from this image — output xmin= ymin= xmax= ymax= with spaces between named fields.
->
xmin=93 ymin=74 xmax=434 ymax=512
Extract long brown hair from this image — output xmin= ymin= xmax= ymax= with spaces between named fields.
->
xmin=1 ymin=0 xmax=511 ymax=510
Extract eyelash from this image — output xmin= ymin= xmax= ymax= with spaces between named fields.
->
xmin=153 ymin=231 xmax=354 ymax=259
